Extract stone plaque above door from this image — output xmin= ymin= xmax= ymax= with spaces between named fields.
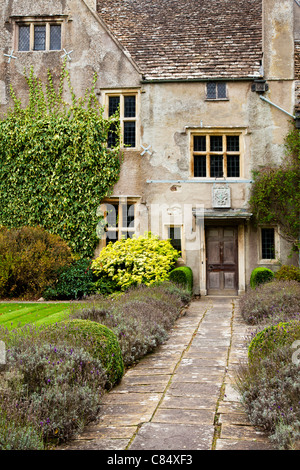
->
xmin=212 ymin=184 xmax=231 ymax=209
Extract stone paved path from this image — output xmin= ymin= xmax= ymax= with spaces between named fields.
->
xmin=61 ymin=297 xmax=274 ymax=451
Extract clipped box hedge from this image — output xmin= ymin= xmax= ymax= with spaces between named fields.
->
xmin=44 ymin=319 xmax=124 ymax=388
xmin=248 ymin=320 xmax=300 ymax=363
xmin=169 ymin=266 xmax=193 ymax=293
xmin=250 ymin=267 xmax=274 ymax=289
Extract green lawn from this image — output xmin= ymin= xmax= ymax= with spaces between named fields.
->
xmin=0 ymin=303 xmax=71 ymax=330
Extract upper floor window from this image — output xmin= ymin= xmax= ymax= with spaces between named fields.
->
xmin=105 ymin=91 xmax=139 ymax=149
xmin=206 ymin=82 xmax=227 ymax=100
xmin=13 ymin=17 xmax=64 ymax=52
xmin=192 ymin=133 xmax=241 ymax=178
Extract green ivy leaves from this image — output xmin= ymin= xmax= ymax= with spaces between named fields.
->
xmin=249 ymin=126 xmax=300 ymax=250
xmin=0 ymin=65 xmax=121 ymax=257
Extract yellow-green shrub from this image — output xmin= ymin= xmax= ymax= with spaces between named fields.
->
xmin=92 ymin=233 xmax=180 ymax=291
xmin=275 ymin=265 xmax=300 ymax=282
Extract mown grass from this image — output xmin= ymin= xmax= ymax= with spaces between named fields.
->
xmin=0 ymin=303 xmax=71 ymax=330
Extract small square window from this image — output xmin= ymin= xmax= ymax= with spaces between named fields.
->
xmin=206 ymin=82 xmax=227 ymax=100
xmin=207 ymin=82 xmax=217 ymax=99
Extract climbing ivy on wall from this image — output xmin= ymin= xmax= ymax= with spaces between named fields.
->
xmin=0 ymin=65 xmax=121 ymax=257
xmin=249 ymin=125 xmax=300 ymax=250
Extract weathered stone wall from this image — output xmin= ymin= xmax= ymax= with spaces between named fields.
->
xmin=0 ymin=0 xmax=141 ymax=111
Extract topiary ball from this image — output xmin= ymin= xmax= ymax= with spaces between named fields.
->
xmin=169 ymin=267 xmax=193 ymax=293
xmin=248 ymin=320 xmax=300 ymax=363
xmin=250 ymin=267 xmax=274 ymax=289
xmin=44 ymin=319 xmax=124 ymax=388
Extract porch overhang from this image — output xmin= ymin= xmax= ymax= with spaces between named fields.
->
xmin=193 ymin=208 xmax=252 ymax=222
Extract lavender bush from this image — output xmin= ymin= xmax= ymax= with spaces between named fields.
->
xmin=0 ymin=325 xmax=107 ymax=448
xmin=235 ymin=346 xmax=300 ymax=450
xmin=0 ymin=281 xmax=191 ymax=449
xmin=239 ymin=280 xmax=300 ymax=326
xmin=70 ymin=282 xmax=190 ymax=366
xmin=235 ymin=279 xmax=300 ymax=450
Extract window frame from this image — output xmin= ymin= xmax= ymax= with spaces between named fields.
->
xmin=103 ymin=89 xmax=140 ymax=150
xmin=164 ymin=224 xmax=185 ymax=260
xmin=206 ymin=82 xmax=228 ymax=101
xmin=190 ymin=129 xmax=244 ymax=179
xmin=259 ymin=226 xmax=279 ymax=263
xmin=12 ymin=16 xmax=65 ymax=52
xmin=103 ymin=198 xmax=136 ymax=245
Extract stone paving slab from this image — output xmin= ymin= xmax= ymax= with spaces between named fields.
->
xmin=60 ymin=297 xmax=274 ymax=451
xmin=129 ymin=423 xmax=215 ymax=451
xmin=159 ymin=395 xmax=217 ymax=410
xmin=152 ymin=408 xmax=215 ymax=426
xmin=215 ymin=439 xmax=274 ymax=450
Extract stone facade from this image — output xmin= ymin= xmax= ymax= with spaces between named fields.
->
xmin=0 ymin=0 xmax=298 ymax=295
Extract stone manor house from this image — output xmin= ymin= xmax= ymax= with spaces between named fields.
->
xmin=0 ymin=0 xmax=299 ymax=295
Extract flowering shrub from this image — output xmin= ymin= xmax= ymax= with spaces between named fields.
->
xmin=0 ymin=327 xmax=108 ymax=447
xmin=71 ymin=282 xmax=190 ymax=367
xmin=239 ymin=280 xmax=300 ymax=325
xmin=0 ymin=281 xmax=190 ymax=449
xmin=0 ymin=409 xmax=44 ymax=450
xmin=235 ymin=346 xmax=300 ymax=450
xmin=41 ymin=320 xmax=124 ymax=387
xmin=91 ymin=233 xmax=180 ymax=291
xmin=235 ymin=278 xmax=300 ymax=450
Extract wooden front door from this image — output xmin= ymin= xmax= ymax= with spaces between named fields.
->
xmin=206 ymin=226 xmax=238 ymax=295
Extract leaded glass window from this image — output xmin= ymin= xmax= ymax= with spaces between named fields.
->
xmin=261 ymin=228 xmax=275 ymax=259
xmin=34 ymin=25 xmax=46 ymax=50
xmin=50 ymin=25 xmax=61 ymax=50
xmin=17 ymin=20 xmax=62 ymax=52
xmin=18 ymin=25 xmax=30 ymax=51
xmin=206 ymin=82 xmax=228 ymax=100
xmin=193 ymin=134 xmax=241 ymax=178
xmin=107 ymin=94 xmax=137 ymax=148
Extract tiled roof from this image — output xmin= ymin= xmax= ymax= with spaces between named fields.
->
xmin=96 ymin=0 xmax=263 ymax=81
